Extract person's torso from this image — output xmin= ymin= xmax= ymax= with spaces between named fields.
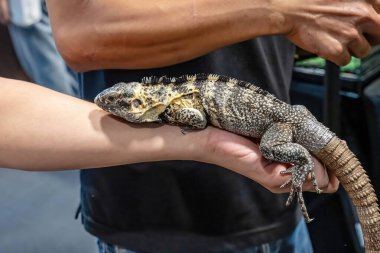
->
xmin=79 ymin=36 xmax=300 ymax=253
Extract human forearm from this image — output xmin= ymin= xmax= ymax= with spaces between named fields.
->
xmin=0 ymin=78 xmax=206 ymax=170
xmin=46 ymin=0 xmax=285 ymax=71
xmin=47 ymin=0 xmax=380 ymax=69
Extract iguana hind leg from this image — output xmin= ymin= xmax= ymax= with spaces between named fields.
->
xmin=280 ymin=167 xmax=321 ymax=194
xmin=259 ymin=123 xmax=321 ymax=223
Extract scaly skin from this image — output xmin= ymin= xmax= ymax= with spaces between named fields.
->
xmin=95 ymin=74 xmax=380 ymax=252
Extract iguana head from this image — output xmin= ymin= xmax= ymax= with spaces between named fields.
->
xmin=94 ymin=82 xmax=170 ymax=123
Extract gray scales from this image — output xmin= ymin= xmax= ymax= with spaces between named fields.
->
xmin=95 ymin=74 xmax=380 ymax=253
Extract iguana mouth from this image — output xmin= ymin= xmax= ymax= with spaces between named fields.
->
xmin=94 ymin=93 xmax=112 ymax=108
xmin=95 ymin=103 xmax=118 ymax=113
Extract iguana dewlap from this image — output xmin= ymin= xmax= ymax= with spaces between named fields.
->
xmin=95 ymin=74 xmax=380 ymax=253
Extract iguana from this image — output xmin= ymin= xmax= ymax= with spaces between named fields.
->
xmin=94 ymin=73 xmax=380 ymax=253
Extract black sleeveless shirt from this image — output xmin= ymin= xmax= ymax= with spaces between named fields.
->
xmin=79 ymin=36 xmax=300 ymax=253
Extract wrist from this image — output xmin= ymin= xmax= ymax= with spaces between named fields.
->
xmin=184 ymin=127 xmax=212 ymax=164
xmin=267 ymin=0 xmax=295 ymax=35
xmin=147 ymin=124 xmax=210 ymax=164
xmin=197 ymin=126 xmax=240 ymax=169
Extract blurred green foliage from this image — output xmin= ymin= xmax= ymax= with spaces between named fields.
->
xmin=295 ymin=57 xmax=362 ymax=74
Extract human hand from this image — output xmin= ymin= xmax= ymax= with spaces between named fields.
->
xmin=0 ymin=0 xmax=9 ymax=25
xmin=275 ymin=0 xmax=380 ymax=65
xmin=203 ymin=126 xmax=339 ymax=193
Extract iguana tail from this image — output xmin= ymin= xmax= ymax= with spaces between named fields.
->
xmin=315 ymin=136 xmax=380 ymax=253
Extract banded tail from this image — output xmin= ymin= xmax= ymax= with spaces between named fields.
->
xmin=315 ymin=137 xmax=380 ymax=252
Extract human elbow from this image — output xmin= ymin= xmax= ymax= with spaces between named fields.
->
xmin=53 ymin=24 xmax=98 ymax=72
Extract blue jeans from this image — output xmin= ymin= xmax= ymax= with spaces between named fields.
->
xmin=8 ymin=1 xmax=78 ymax=97
xmin=97 ymin=220 xmax=313 ymax=253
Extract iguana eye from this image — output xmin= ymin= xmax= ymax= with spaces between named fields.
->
xmin=132 ymin=99 xmax=142 ymax=108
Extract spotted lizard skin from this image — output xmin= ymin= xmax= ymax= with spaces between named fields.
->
xmin=95 ymin=74 xmax=380 ymax=252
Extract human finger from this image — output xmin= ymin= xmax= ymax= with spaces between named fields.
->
xmin=261 ymin=162 xmax=292 ymax=194
xmin=302 ymin=157 xmax=329 ymax=192
xmin=348 ymin=32 xmax=372 ymax=59
xmin=319 ymin=37 xmax=352 ymax=66
xmin=306 ymin=157 xmax=339 ymax=193
xmin=363 ymin=29 xmax=380 ymax=46
xmin=370 ymin=0 xmax=380 ymax=13
xmin=361 ymin=7 xmax=380 ymax=45
xmin=323 ymin=168 xmax=340 ymax=193
xmin=304 ymin=28 xmax=352 ymax=66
